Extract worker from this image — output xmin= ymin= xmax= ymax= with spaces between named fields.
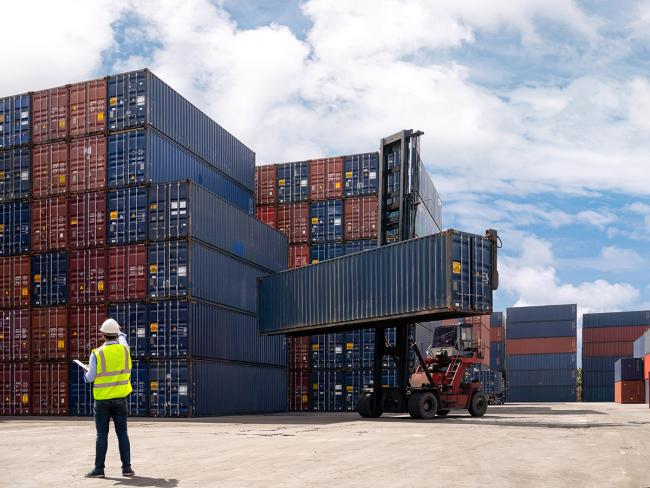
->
xmin=84 ymin=318 xmax=135 ymax=478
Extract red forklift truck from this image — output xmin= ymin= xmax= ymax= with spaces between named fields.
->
xmin=357 ymin=322 xmax=488 ymax=419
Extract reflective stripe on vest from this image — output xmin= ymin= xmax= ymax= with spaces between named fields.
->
xmin=92 ymin=343 xmax=133 ymax=400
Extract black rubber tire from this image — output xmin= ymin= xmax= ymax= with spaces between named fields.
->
xmin=407 ymin=393 xmax=422 ymax=419
xmin=411 ymin=392 xmax=438 ymax=420
xmin=357 ymin=393 xmax=382 ymax=418
xmin=469 ymin=392 xmax=488 ymax=417
xmin=437 ymin=409 xmax=450 ymax=417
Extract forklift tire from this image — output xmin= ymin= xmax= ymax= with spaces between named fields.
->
xmin=469 ymin=392 xmax=488 ymax=417
xmin=437 ymin=409 xmax=450 ymax=417
xmin=357 ymin=393 xmax=382 ymax=418
xmin=408 ymin=392 xmax=438 ymax=420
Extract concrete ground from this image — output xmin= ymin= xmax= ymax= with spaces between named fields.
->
xmin=1 ymin=402 xmax=649 ymax=488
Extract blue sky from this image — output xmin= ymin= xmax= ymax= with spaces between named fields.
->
xmin=2 ymin=1 xmax=648 ymax=333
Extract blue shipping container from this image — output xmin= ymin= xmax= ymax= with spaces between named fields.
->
xmin=582 ymin=356 xmax=619 ymax=372
xmin=128 ymin=361 xmax=149 ymax=416
xmin=507 ymin=369 xmax=576 ymax=387
xmin=147 ymin=300 xmax=286 ymax=365
xmin=583 ymin=386 xmax=613 ymax=402
xmin=259 ymin=230 xmax=497 ymax=335
xmin=340 ymin=369 xmax=399 ymax=412
xmin=108 ymin=302 xmax=148 ymax=358
xmin=0 ymin=147 xmax=30 ymax=202
xmin=0 ymin=201 xmax=29 ymax=255
xmin=583 ymin=370 xmax=614 ymax=387
xmin=108 ymin=187 xmax=148 ymax=244
xmin=277 ymin=161 xmax=309 ymax=203
xmin=310 ymin=200 xmax=343 ymax=242
xmin=491 ymin=311 xmax=504 ymax=328
xmin=490 ymin=342 xmax=503 ymax=371
xmin=506 ymin=320 xmax=576 ymax=339
xmin=148 ymin=359 xmax=287 ymax=416
xmin=147 ymin=181 xmax=287 ymax=272
xmin=614 ymin=357 xmax=643 ymax=382
xmin=148 ymin=240 xmax=270 ymax=313
xmin=0 ymin=94 xmax=30 ymax=149
xmin=507 ymin=304 xmax=576 ymax=323
xmin=310 ymin=243 xmax=344 ymax=263
xmin=583 ymin=310 xmax=650 ymax=328
xmin=31 ymin=252 xmax=67 ymax=306
xmin=107 ymin=128 xmax=252 ymax=214
xmin=343 ymin=240 xmax=377 ymax=255
xmin=507 ymin=353 xmax=576 ymax=371
xmin=108 ymin=70 xmax=254 ymax=192
xmin=507 ymin=385 xmax=576 ymax=402
xmin=343 ymin=152 xmax=378 ymax=197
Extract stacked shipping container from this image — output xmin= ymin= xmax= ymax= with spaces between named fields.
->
xmin=582 ymin=311 xmax=650 ymax=402
xmin=506 ymin=305 xmax=577 ymax=402
xmin=632 ymin=330 xmax=650 ymax=404
xmin=613 ymin=358 xmax=645 ymax=404
xmin=1 ymin=70 xmax=289 ymax=417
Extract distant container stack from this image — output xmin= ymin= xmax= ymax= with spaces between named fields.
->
xmin=1 ymin=70 xmax=289 ymax=417
xmin=506 ymin=305 xmax=577 ymax=402
xmin=582 ymin=311 xmax=650 ymax=402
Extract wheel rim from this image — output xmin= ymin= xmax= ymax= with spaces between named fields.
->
xmin=423 ymin=399 xmax=433 ymax=412
xmin=477 ymin=398 xmax=486 ymax=411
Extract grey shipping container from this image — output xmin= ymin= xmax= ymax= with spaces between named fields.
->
xmin=583 ymin=310 xmax=650 ymax=328
xmin=506 ymin=320 xmax=576 ymax=339
xmin=148 ymin=240 xmax=271 ymax=314
xmin=148 ymin=359 xmax=287 ymax=416
xmin=633 ymin=330 xmax=650 ymax=358
xmin=108 ymin=69 xmax=255 ymax=192
xmin=258 ymin=229 xmax=498 ymax=335
xmin=506 ymin=304 xmax=577 ymax=323
xmin=148 ymin=180 xmax=287 ymax=272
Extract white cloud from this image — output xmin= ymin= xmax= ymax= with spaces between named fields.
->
xmin=567 ymin=246 xmax=647 ymax=272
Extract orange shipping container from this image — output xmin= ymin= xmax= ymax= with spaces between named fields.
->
xmin=582 ymin=341 xmax=635 ymax=358
xmin=69 ymin=79 xmax=107 ymax=137
xmin=614 ymin=380 xmax=645 ymax=404
xmin=344 ymin=196 xmax=377 ymax=240
xmin=32 ymin=142 xmax=69 ymax=198
xmin=32 ymin=86 xmax=69 ymax=144
xmin=582 ymin=325 xmax=650 ymax=343
xmin=506 ymin=337 xmax=576 ymax=355
xmin=309 ymin=158 xmax=343 ymax=200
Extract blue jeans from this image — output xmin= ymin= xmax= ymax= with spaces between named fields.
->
xmin=94 ymin=397 xmax=131 ymax=470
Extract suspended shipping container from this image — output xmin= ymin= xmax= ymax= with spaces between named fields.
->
xmin=0 ymin=147 xmax=30 ymax=202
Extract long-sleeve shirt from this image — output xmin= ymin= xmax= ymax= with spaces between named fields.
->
xmin=84 ymin=332 xmax=130 ymax=383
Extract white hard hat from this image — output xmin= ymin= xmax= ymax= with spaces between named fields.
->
xmin=100 ymin=318 xmax=121 ymax=335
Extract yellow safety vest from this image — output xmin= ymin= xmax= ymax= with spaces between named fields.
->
xmin=92 ymin=343 xmax=133 ymax=400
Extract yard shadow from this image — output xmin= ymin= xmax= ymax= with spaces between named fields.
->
xmin=104 ymin=476 xmax=179 ymax=487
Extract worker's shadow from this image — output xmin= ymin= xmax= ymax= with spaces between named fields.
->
xmin=104 ymin=476 xmax=179 ymax=488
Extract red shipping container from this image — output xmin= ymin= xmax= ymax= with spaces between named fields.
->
xmin=69 ymin=305 xmax=106 ymax=360
xmin=464 ymin=315 xmax=490 ymax=368
xmin=32 ymin=362 xmax=69 ymax=415
xmin=32 ymin=142 xmax=69 ymax=198
xmin=69 ymin=135 xmax=107 ymax=193
xmin=0 ymin=309 xmax=30 ymax=361
xmin=31 ymin=307 xmax=68 ymax=361
xmin=277 ymin=204 xmax=309 ymax=243
xmin=615 ymin=380 xmax=645 ymax=404
xmin=108 ymin=244 xmax=147 ymax=301
xmin=506 ymin=337 xmax=576 ymax=355
xmin=69 ymin=191 xmax=106 ymax=249
xmin=32 ymin=86 xmax=69 ymax=144
xmin=582 ymin=325 xmax=650 ymax=343
xmin=309 ymin=158 xmax=343 ymax=200
xmin=255 ymin=165 xmax=276 ymax=205
xmin=288 ymin=369 xmax=310 ymax=412
xmin=582 ymin=341 xmax=635 ymax=357
xmin=644 ymin=353 xmax=650 ymax=382
xmin=490 ymin=326 xmax=503 ymax=343
xmin=344 ymin=196 xmax=378 ymax=240
xmin=287 ymin=336 xmax=310 ymax=370
xmin=31 ymin=196 xmax=68 ymax=252
xmin=69 ymin=79 xmax=107 ymax=137
xmin=0 ymin=362 xmax=30 ymax=415
xmin=69 ymin=249 xmax=107 ymax=304
xmin=289 ymin=245 xmax=310 ymax=269
xmin=0 ymin=255 xmax=30 ymax=308
xmin=256 ymin=205 xmax=276 ymax=229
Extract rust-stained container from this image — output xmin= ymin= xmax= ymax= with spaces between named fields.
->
xmin=344 ymin=196 xmax=377 ymax=240
xmin=31 ymin=307 xmax=68 ymax=361
xmin=31 ymin=362 xmax=69 ymax=415
xmin=32 ymin=142 xmax=69 ymax=198
xmin=69 ymin=249 xmax=107 ymax=304
xmin=108 ymin=244 xmax=147 ymax=301
xmin=32 ymin=86 xmax=69 ymax=144
xmin=69 ymin=79 xmax=107 ymax=137
xmin=614 ymin=380 xmax=645 ymax=404
xmin=255 ymin=165 xmax=276 ymax=205
xmin=582 ymin=325 xmax=650 ymax=343
xmin=69 ymin=191 xmax=106 ymax=249
xmin=31 ymin=196 xmax=68 ymax=252
xmin=256 ymin=205 xmax=276 ymax=229
xmin=69 ymin=136 xmax=107 ymax=193
xmin=0 ymin=362 xmax=30 ymax=415
xmin=583 ymin=341 xmax=637 ymax=357
xmin=289 ymin=245 xmax=310 ymax=269
xmin=309 ymin=158 xmax=343 ymax=200
xmin=0 ymin=255 xmax=30 ymax=308
xmin=69 ymin=305 xmax=106 ymax=361
xmin=506 ymin=337 xmax=576 ymax=355
xmin=277 ymin=203 xmax=309 ymax=243
xmin=0 ymin=309 xmax=30 ymax=361
xmin=490 ymin=326 xmax=503 ymax=343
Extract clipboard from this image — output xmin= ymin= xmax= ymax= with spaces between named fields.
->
xmin=74 ymin=359 xmax=90 ymax=372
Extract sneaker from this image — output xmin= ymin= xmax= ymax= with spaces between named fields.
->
xmin=122 ymin=467 xmax=135 ymax=477
xmin=85 ymin=468 xmax=105 ymax=478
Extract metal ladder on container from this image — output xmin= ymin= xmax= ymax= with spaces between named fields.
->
xmin=442 ymin=355 xmax=462 ymax=390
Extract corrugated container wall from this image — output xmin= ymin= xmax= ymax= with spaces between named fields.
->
xmin=0 ymin=148 xmax=30 ymax=201
xmin=31 ymin=142 xmax=68 ymax=198
xmin=0 ymin=362 xmax=31 ymax=415
xmin=255 ymin=165 xmax=276 ymax=205
xmin=277 ymin=161 xmax=309 ymax=203
xmin=0 ymin=255 xmax=30 ymax=307
xmin=31 ymin=252 xmax=68 ymax=306
xmin=343 ymin=153 xmax=378 ymax=197
xmin=69 ymin=79 xmax=107 ymax=137
xmin=309 ymin=158 xmax=343 ymax=200
xmin=0 ymin=309 xmax=30 ymax=361
xmin=69 ymin=136 xmax=106 ymax=193
xmin=0 ymin=94 xmax=30 ymax=149
xmin=32 ymin=86 xmax=68 ymax=144
xmin=0 ymin=201 xmax=30 ymax=255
